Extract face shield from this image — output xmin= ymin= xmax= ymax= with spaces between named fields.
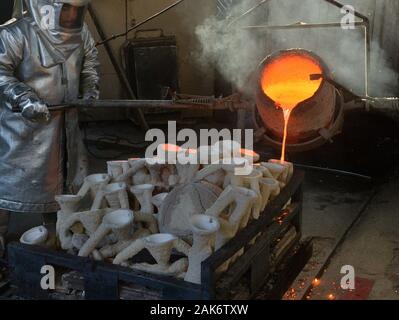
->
xmin=23 ymin=0 xmax=90 ymax=53
xmin=24 ymin=0 xmax=90 ymax=32
xmin=55 ymin=2 xmax=88 ymax=31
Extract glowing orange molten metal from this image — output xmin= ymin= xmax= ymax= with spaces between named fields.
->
xmin=260 ymin=54 xmax=323 ymax=162
xmin=161 ymin=144 xmax=182 ymax=153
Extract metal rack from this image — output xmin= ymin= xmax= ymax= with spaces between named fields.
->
xmin=8 ymin=171 xmax=309 ymax=300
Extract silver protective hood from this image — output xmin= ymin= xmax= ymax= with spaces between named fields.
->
xmin=24 ymin=0 xmax=90 ymax=58
xmin=0 ymin=10 xmax=99 ymax=212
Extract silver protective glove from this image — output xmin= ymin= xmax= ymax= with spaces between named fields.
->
xmin=83 ymin=90 xmax=100 ymax=100
xmin=20 ymin=100 xmax=51 ymax=123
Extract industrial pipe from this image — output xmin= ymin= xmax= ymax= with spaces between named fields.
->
xmin=12 ymin=95 xmax=252 ymax=113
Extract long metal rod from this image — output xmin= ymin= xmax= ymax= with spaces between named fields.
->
xmin=324 ymin=0 xmax=369 ymax=22
xmin=294 ymin=163 xmax=372 ymax=181
xmin=12 ymin=94 xmax=249 ymax=112
xmin=45 ymin=98 xmax=249 ymax=111
xmin=96 ymin=0 xmax=186 ymax=47
xmin=228 ymin=0 xmax=369 ymax=28
xmin=49 ymin=100 xmax=179 ymax=111
xmin=242 ymin=22 xmax=367 ymax=30
xmin=364 ymin=21 xmax=371 ymax=99
xmin=324 ymin=0 xmax=371 ymax=99
xmin=227 ymin=0 xmax=271 ymax=28
xmin=125 ymin=0 xmax=129 ymax=41
xmin=88 ymin=4 xmax=149 ymax=130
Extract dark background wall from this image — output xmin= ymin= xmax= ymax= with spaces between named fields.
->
xmin=0 ymin=0 xmax=14 ymax=25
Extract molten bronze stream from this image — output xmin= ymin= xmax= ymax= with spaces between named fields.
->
xmin=256 ymin=49 xmax=339 ymax=154
xmin=260 ymin=53 xmax=323 ymax=161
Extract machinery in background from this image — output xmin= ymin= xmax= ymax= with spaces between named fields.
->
xmin=121 ymin=28 xmax=220 ymax=125
xmin=123 ymin=29 xmax=179 ymax=100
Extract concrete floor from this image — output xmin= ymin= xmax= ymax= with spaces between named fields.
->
xmin=307 ymin=175 xmax=399 ymax=300
xmin=284 ymin=171 xmax=375 ymax=300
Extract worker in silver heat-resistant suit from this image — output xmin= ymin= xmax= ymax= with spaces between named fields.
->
xmin=0 ymin=0 xmax=100 ymax=256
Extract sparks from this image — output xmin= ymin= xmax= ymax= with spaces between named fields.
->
xmin=312 ymin=278 xmax=320 ymax=287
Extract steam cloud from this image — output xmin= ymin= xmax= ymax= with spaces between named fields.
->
xmin=195 ymin=0 xmax=399 ymax=97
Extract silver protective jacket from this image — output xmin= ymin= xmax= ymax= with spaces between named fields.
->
xmin=0 ymin=1 xmax=99 ymax=213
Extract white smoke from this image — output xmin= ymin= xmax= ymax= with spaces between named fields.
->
xmin=195 ymin=0 xmax=266 ymax=95
xmin=195 ymin=0 xmax=399 ymax=97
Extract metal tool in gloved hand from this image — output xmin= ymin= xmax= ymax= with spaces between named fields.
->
xmin=12 ymin=94 xmax=253 ymax=113
xmin=19 ymin=99 xmax=51 ymax=123
xmin=13 ymin=96 xmax=99 ymax=122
